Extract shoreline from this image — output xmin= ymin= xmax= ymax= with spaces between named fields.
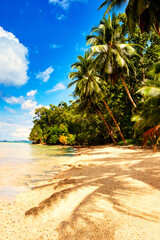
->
xmin=0 ymin=144 xmax=76 ymax=202
xmin=1 ymin=145 xmax=160 ymax=239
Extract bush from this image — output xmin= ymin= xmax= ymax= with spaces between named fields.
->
xmin=59 ymin=135 xmax=68 ymax=145
xmin=46 ymin=126 xmax=61 ymax=144
xmin=59 ymin=134 xmax=76 ymax=145
xmin=67 ymin=134 xmax=76 ymax=145
xmin=29 ymin=125 xmax=43 ymax=143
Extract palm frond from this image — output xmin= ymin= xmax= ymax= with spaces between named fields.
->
xmin=137 ymin=86 xmax=160 ymax=97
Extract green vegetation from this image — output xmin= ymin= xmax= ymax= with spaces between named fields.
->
xmin=29 ymin=8 xmax=160 ymax=149
xmin=29 ymin=103 xmax=114 ymax=145
xmin=99 ymin=0 xmax=160 ymax=37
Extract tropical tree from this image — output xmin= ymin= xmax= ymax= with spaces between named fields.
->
xmin=98 ymin=0 xmax=160 ymax=37
xmin=29 ymin=124 xmax=43 ymax=144
xmin=29 ymin=100 xmax=118 ymax=146
xmin=133 ymin=79 xmax=160 ymax=133
xmin=68 ymin=51 xmax=126 ymax=143
xmin=133 ymin=78 xmax=160 ymax=150
xmin=87 ymin=15 xmax=138 ymax=108
xmin=148 ymin=52 xmax=160 ymax=82
xmin=132 ymin=52 xmax=160 ymax=138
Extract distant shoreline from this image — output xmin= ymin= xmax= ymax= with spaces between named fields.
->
xmin=0 ymin=140 xmax=31 ymax=143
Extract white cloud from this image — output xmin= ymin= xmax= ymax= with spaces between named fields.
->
xmin=36 ymin=66 xmax=54 ymax=82
xmin=27 ymin=89 xmax=37 ymax=97
xmin=0 ymin=121 xmax=32 ymax=140
xmin=3 ymin=96 xmax=24 ymax=104
xmin=50 ymin=43 xmax=62 ymax=49
xmin=49 ymin=0 xmax=87 ymax=9
xmin=3 ymin=91 xmax=47 ymax=117
xmin=46 ymin=82 xmax=66 ymax=94
xmin=5 ymin=106 xmax=17 ymax=114
xmin=11 ymin=127 xmax=31 ymax=138
xmin=0 ymin=27 xmax=29 ymax=86
xmin=21 ymin=99 xmax=47 ymax=116
xmin=56 ymin=14 xmax=65 ymax=20
xmin=81 ymin=31 xmax=87 ymax=38
xmin=49 ymin=0 xmax=69 ymax=9
xmin=75 ymin=43 xmax=88 ymax=52
xmin=21 ymin=99 xmax=37 ymax=111
xmin=0 ymin=122 xmax=12 ymax=127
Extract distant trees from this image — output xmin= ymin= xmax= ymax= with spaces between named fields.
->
xmin=29 ymin=103 xmax=115 ymax=145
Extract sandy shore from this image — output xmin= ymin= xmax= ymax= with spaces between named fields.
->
xmin=0 ymin=145 xmax=160 ymax=240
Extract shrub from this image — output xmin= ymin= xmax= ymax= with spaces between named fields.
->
xmin=59 ymin=135 xmax=68 ymax=145
xmin=67 ymin=134 xmax=76 ymax=145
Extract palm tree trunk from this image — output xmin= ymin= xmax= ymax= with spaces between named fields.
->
xmin=96 ymin=109 xmax=117 ymax=144
xmin=141 ymin=57 xmax=145 ymax=82
xmin=154 ymin=23 xmax=160 ymax=38
xmin=102 ymin=99 xmax=127 ymax=144
xmin=120 ymin=73 xmax=136 ymax=108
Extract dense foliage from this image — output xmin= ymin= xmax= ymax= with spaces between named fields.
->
xmin=29 ymin=103 xmax=117 ymax=145
xmin=99 ymin=0 xmax=160 ymax=36
xmin=29 ymin=12 xmax=160 ymax=148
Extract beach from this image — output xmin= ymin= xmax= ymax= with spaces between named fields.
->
xmin=0 ymin=145 xmax=160 ymax=240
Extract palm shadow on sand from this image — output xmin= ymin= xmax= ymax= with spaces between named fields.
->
xmin=25 ymin=149 xmax=160 ymax=239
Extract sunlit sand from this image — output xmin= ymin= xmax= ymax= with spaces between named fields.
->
xmin=0 ymin=145 xmax=160 ymax=239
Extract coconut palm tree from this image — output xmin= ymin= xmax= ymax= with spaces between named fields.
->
xmin=87 ymin=15 xmax=138 ymax=108
xmin=68 ymin=51 xmax=126 ymax=144
xmin=98 ymin=0 xmax=160 ymax=37
xmin=72 ymin=97 xmax=117 ymax=144
xmin=133 ymin=80 xmax=160 ymax=132
xmin=133 ymin=78 xmax=160 ymax=150
xmin=132 ymin=52 xmax=160 ymax=134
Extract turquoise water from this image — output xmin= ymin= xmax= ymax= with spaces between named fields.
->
xmin=0 ymin=143 xmax=75 ymax=201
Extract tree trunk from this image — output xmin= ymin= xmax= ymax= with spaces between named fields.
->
xmin=120 ymin=73 xmax=136 ymax=108
xmin=154 ymin=23 xmax=160 ymax=38
xmin=102 ymin=99 xmax=127 ymax=144
xmin=142 ymin=57 xmax=145 ymax=82
xmin=157 ymin=31 xmax=160 ymax=38
xmin=96 ymin=109 xmax=117 ymax=144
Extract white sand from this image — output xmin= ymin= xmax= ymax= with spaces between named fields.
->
xmin=0 ymin=145 xmax=160 ymax=240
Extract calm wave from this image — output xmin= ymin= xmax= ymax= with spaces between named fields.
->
xmin=0 ymin=143 xmax=75 ymax=201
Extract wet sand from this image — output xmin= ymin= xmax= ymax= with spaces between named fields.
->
xmin=0 ymin=145 xmax=160 ymax=239
xmin=0 ymin=143 xmax=75 ymax=200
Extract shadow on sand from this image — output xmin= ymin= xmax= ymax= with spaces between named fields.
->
xmin=25 ymin=148 xmax=160 ymax=239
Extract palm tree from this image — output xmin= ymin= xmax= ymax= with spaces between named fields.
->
xmin=87 ymin=15 xmax=137 ymax=108
xmin=132 ymin=54 xmax=160 ymax=134
xmin=73 ymin=97 xmax=117 ymax=144
xmin=68 ymin=51 xmax=126 ymax=144
xmin=98 ymin=0 xmax=160 ymax=37
xmin=133 ymin=80 xmax=160 ymax=132
xmin=133 ymin=78 xmax=160 ymax=150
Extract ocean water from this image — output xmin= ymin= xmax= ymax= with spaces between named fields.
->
xmin=0 ymin=143 xmax=75 ymax=201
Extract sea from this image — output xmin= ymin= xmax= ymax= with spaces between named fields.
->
xmin=0 ymin=142 xmax=75 ymax=201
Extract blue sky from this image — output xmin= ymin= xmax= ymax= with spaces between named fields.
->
xmin=0 ymin=0 xmax=126 ymax=140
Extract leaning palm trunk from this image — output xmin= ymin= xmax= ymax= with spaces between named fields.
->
xmin=142 ymin=57 xmax=145 ymax=82
xmin=96 ymin=109 xmax=117 ymax=144
xmin=102 ymin=99 xmax=127 ymax=144
xmin=155 ymin=28 xmax=160 ymax=38
xmin=120 ymin=73 xmax=136 ymax=108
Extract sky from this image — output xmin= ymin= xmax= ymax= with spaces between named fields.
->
xmin=0 ymin=0 xmax=126 ymax=141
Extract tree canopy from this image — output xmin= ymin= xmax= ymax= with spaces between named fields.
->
xmin=99 ymin=0 xmax=160 ymax=36
xmin=29 ymin=13 xmax=160 ymax=149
